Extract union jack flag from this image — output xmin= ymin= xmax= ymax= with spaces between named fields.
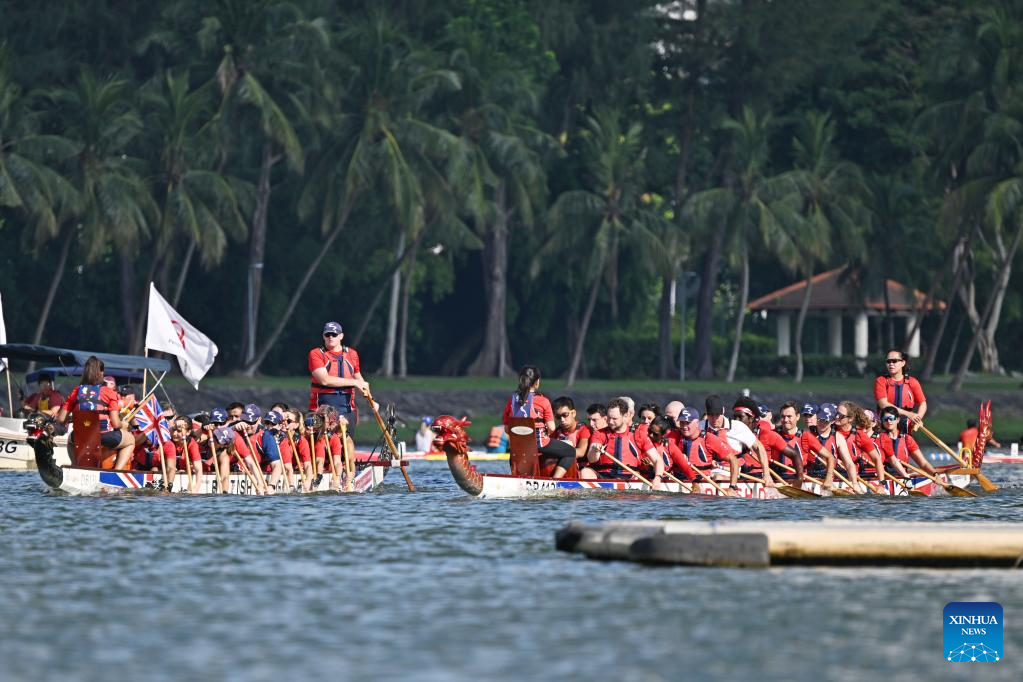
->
xmin=134 ymin=396 xmax=172 ymax=446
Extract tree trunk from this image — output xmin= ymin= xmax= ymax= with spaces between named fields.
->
xmin=350 ymin=237 xmax=421 ymax=346
xmin=921 ymin=234 xmax=970 ymax=381
xmin=380 ymin=230 xmax=406 ymax=377
xmin=242 ymin=143 xmax=277 ymax=365
xmin=172 ymin=240 xmax=197 ymax=307
xmin=941 ymin=310 xmax=965 ymax=377
xmin=793 ymin=272 xmax=814 ymax=384
xmin=119 ymin=252 xmax=138 ymax=354
xmin=693 ymin=226 xmax=724 ymax=379
xmin=467 ymin=182 xmax=512 ymax=377
xmin=242 ymin=200 xmax=355 ymax=376
xmin=31 ymin=230 xmax=73 ymax=345
xmin=657 ymin=275 xmax=677 ymax=379
xmin=726 ymin=244 xmax=750 ymax=383
xmin=566 ymin=269 xmax=603 ymax=387
xmin=951 ymin=221 xmax=1023 ymax=390
xmin=398 ymin=233 xmax=423 ymax=378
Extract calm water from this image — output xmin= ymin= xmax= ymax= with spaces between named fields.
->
xmin=1 ymin=461 xmax=1022 ymax=681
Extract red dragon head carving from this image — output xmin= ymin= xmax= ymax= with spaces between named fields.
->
xmin=432 ymin=415 xmax=472 ymax=455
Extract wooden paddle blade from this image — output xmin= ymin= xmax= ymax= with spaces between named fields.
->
xmin=976 ymin=473 xmax=998 ymax=493
xmin=778 ymin=485 xmax=819 ymax=499
xmin=946 ymin=484 xmax=977 ymax=497
xmin=829 ymin=488 xmax=856 ymax=497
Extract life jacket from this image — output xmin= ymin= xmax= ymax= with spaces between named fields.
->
xmin=76 ymin=385 xmax=103 ymax=411
xmin=510 ymin=392 xmax=547 ymax=449
xmin=682 ymin=433 xmax=715 ymax=470
xmin=598 ymin=431 xmax=643 ymax=475
xmin=310 ymin=347 xmax=358 ymax=409
xmin=878 ymin=432 xmax=911 ymax=463
xmin=780 ymin=429 xmax=803 ymax=464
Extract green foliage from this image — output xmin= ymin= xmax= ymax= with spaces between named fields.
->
xmin=1 ymin=0 xmax=1022 ymax=383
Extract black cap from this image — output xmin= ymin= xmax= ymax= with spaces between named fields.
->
xmin=705 ymin=394 xmax=724 ymax=417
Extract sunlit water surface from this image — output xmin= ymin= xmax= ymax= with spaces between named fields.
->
xmin=1 ymin=462 xmax=1021 ymax=681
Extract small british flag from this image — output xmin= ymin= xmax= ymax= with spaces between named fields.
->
xmin=134 ymin=396 xmax=172 ymax=446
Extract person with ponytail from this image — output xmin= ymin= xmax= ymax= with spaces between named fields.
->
xmin=501 ymin=365 xmax=571 ymax=477
xmin=874 ymin=348 xmax=926 ymax=433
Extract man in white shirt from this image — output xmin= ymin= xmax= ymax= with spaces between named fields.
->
xmin=700 ymin=394 xmax=767 ymax=467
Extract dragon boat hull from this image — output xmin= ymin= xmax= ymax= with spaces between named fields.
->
xmin=461 ymin=470 xmax=972 ymax=499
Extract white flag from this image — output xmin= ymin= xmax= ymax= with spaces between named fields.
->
xmin=145 ymin=283 xmax=218 ymax=389
xmin=0 ymin=290 xmax=7 ymax=370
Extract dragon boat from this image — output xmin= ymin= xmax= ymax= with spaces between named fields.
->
xmin=432 ymin=407 xmax=993 ymax=499
xmin=1 ymin=344 xmax=397 ymax=496
xmin=25 ymin=408 xmax=395 ymax=496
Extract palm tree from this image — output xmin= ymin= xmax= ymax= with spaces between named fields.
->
xmin=543 ymin=107 xmax=665 ymax=386
xmin=441 ymin=11 xmax=554 ymax=377
xmin=241 ymin=11 xmax=460 ymax=376
xmin=140 ymin=71 xmax=251 ymax=306
xmin=782 ymin=111 xmax=869 ymax=383
xmin=50 ymin=69 xmax=158 ymax=349
xmin=683 ymin=107 xmax=802 ymax=383
xmin=0 ymin=49 xmax=80 ymax=345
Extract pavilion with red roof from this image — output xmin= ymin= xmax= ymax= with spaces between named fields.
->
xmin=747 ymin=266 xmax=945 ymax=360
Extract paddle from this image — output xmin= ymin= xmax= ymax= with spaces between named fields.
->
xmin=902 ymin=461 xmax=976 ymax=497
xmin=241 ymin=431 xmax=269 ymax=495
xmin=182 ymin=441 xmax=197 ymax=494
xmin=309 ymin=432 xmax=319 ymax=478
xmin=593 ymin=446 xmax=656 ymax=489
xmin=208 ymin=436 xmax=226 ymax=494
xmin=285 ymin=429 xmax=310 ymax=493
xmin=323 ymin=429 xmax=341 ymax=492
xmin=917 ymin=423 xmax=997 ymax=493
xmin=364 ymin=390 xmax=415 ymax=492
xmin=340 ymin=420 xmax=354 ymax=492
xmin=764 ymin=466 xmax=823 ymax=498
xmin=735 ymin=469 xmax=815 ymax=499
xmin=769 ymin=461 xmax=844 ymax=497
xmin=659 ymin=468 xmax=696 ymax=494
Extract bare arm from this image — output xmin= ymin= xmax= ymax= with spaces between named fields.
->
xmin=311 ymin=367 xmax=369 ymax=393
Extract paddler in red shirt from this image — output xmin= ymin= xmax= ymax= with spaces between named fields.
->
xmin=502 ymin=365 xmax=575 ymax=477
xmin=551 ymin=396 xmax=592 ymax=471
xmin=874 ymin=348 xmax=926 ymax=432
xmin=308 ymin=321 xmax=368 ymax=441
xmin=877 ymin=405 xmax=936 ymax=477
xmin=171 ymin=415 xmax=202 ymax=493
xmin=675 ymin=406 xmax=739 ymax=487
xmin=836 ymin=401 xmax=886 ymax=483
xmin=55 ymin=356 xmax=135 ymax=469
xmin=581 ymin=398 xmax=665 ymax=489
xmin=646 ymin=415 xmax=697 ymax=482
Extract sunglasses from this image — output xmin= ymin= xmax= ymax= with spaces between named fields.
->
xmin=885 ymin=358 xmax=902 ymax=364
xmin=836 ymin=414 xmax=849 ymax=420
xmin=882 ymin=416 xmax=899 ymax=422
xmin=324 ymin=332 xmax=339 ymax=338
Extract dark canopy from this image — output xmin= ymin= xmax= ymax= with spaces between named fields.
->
xmin=0 ymin=344 xmax=171 ymax=374
xmin=25 ymin=367 xmax=145 ymax=384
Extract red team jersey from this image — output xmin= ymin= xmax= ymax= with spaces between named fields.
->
xmin=308 ymin=346 xmax=362 ymax=410
xmin=757 ymin=428 xmax=792 ymax=465
xmin=588 ymin=428 xmax=653 ymax=471
xmin=62 ymin=385 xmax=122 ymax=432
xmin=679 ymin=431 xmax=735 ymax=471
xmin=876 ymin=432 xmax=920 ymax=464
xmin=553 ymin=423 xmax=591 ymax=447
xmin=502 ymin=393 xmax=555 ymax=448
xmin=873 ymin=375 xmax=925 ymax=411
xmin=297 ymin=433 xmax=343 ymax=463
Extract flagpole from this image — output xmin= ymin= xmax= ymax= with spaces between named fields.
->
xmin=142 ymin=348 xmax=149 ymax=400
